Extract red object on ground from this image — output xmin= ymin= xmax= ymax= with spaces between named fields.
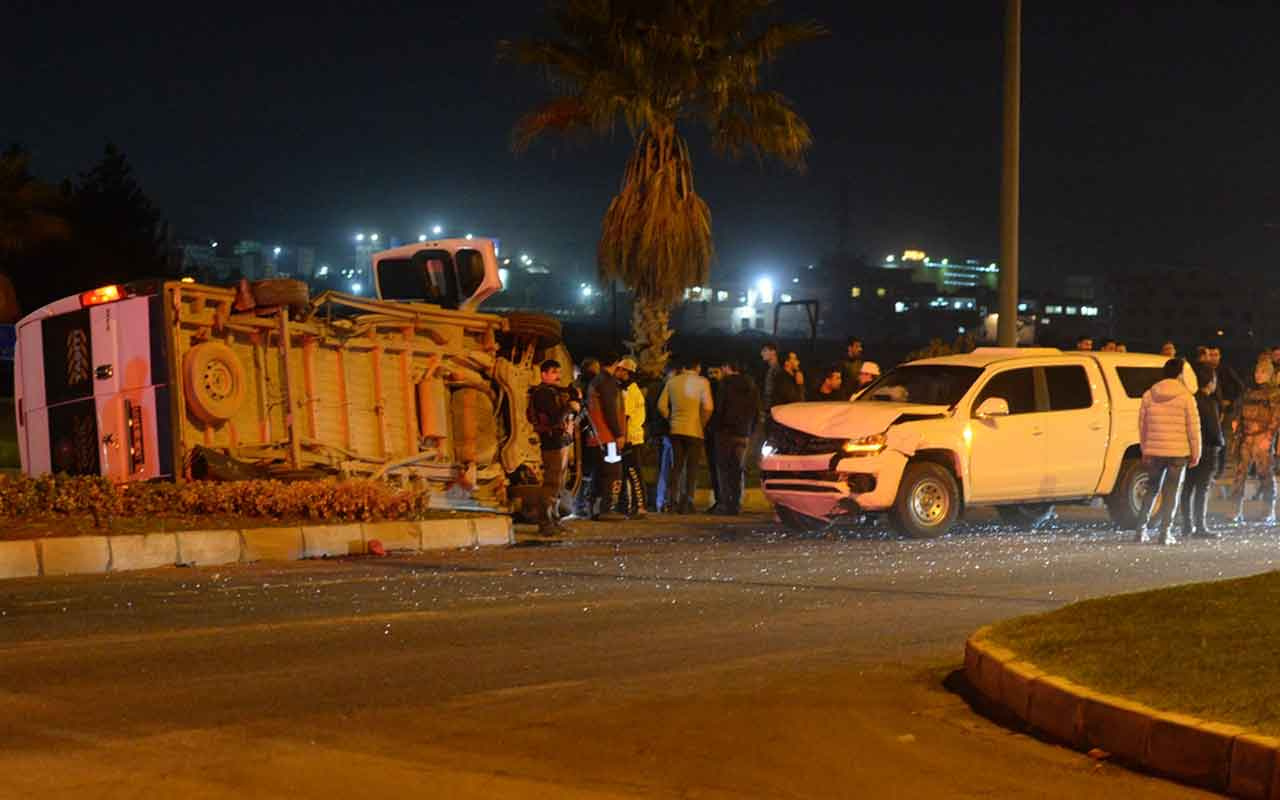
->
xmin=367 ymin=539 xmax=386 ymax=556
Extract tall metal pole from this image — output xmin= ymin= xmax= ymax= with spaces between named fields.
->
xmin=997 ymin=0 xmax=1022 ymax=347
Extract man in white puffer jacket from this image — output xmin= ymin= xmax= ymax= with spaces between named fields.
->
xmin=1137 ymin=358 xmax=1202 ymax=544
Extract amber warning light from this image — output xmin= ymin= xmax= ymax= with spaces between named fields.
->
xmin=79 ymin=285 xmax=124 ymax=307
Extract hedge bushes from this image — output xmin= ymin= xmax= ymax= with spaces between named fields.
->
xmin=0 ymin=474 xmax=437 ymax=524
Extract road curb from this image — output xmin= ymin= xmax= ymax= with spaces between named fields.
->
xmin=0 ymin=515 xmax=511 ymax=582
xmin=966 ymin=627 xmax=1278 ymax=798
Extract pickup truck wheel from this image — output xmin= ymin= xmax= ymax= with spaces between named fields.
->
xmin=889 ymin=462 xmax=959 ymax=539
xmin=775 ymin=505 xmax=831 ymax=533
xmin=1107 ymin=458 xmax=1154 ymax=530
xmin=996 ymin=503 xmax=1057 ymax=529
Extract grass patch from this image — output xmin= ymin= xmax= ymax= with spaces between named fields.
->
xmin=989 ymin=571 xmax=1280 ymax=735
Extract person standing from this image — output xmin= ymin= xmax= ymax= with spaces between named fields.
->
xmin=771 ymin=351 xmax=805 ymax=406
xmin=573 ymin=358 xmax=602 ymax=517
xmin=648 ymin=365 xmax=675 ymax=512
xmin=587 ymin=354 xmax=627 ymax=521
xmin=1136 ymin=358 xmax=1201 ymax=544
xmin=760 ymin=342 xmax=783 ymax=413
xmin=528 ymin=359 xmax=578 ymax=536
xmin=816 ymin=366 xmax=846 ymax=400
xmin=616 ymin=357 xmax=647 ymax=518
xmin=713 ymin=361 xmax=761 ymax=515
xmin=1160 ymin=341 xmax=1177 ymax=358
xmin=856 ymin=361 xmax=881 ymax=393
xmin=1075 ymin=336 xmax=1094 ymax=351
xmin=1230 ymin=357 xmax=1280 ymax=525
xmin=838 ymin=337 xmax=864 ymax=391
xmin=1181 ymin=363 xmax=1224 ymax=538
xmin=658 ymin=357 xmax=713 ymax=514
xmin=1206 ymin=345 xmax=1246 ymax=479
xmin=704 ymin=366 xmax=723 ymax=513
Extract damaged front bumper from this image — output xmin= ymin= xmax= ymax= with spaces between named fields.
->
xmin=760 ymin=449 xmax=908 ymax=521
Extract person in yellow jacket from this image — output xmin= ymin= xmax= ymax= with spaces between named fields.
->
xmin=616 ymin=357 xmax=648 ymax=517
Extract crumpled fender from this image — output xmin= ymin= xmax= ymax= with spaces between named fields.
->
xmin=886 ymin=426 xmax=924 ymax=456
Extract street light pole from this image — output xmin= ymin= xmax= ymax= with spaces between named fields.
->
xmin=997 ymin=0 xmax=1022 ymax=347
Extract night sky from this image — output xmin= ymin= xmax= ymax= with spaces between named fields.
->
xmin=7 ymin=1 xmax=1278 ymax=285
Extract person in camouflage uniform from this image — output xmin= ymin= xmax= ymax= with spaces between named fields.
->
xmin=1230 ymin=357 xmax=1280 ymax=524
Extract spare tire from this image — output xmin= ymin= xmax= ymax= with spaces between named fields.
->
xmin=251 ymin=279 xmax=310 ymax=318
xmin=183 ymin=342 xmax=247 ymax=425
xmin=505 ymin=312 xmax=562 ymax=349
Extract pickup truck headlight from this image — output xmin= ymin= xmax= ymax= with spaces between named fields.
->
xmin=760 ymin=442 xmax=777 ymax=458
xmin=842 ymin=433 xmax=886 ymax=455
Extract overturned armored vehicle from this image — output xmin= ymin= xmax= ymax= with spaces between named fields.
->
xmin=15 ymin=237 xmax=567 ymax=514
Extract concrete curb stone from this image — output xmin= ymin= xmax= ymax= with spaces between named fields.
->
xmin=302 ymin=524 xmax=365 ymax=558
xmin=361 ymin=521 xmax=421 ymax=552
xmin=0 ymin=540 xmax=39 ymax=579
xmin=420 ymin=519 xmax=475 ymax=550
xmin=109 ymin=534 xmax=179 ymax=572
xmin=176 ymin=529 xmax=242 ymax=566
xmin=0 ymin=514 xmax=511 ymax=582
xmin=472 ymin=516 xmax=513 ymax=546
xmin=966 ymin=628 xmax=1279 ymax=798
xmin=1229 ymin=733 xmax=1279 ymax=799
xmin=40 ymin=536 xmax=109 ymax=575
xmin=240 ymin=527 xmax=305 ymax=563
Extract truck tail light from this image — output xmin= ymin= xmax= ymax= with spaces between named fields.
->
xmin=79 ymin=285 xmax=124 ymax=307
xmin=125 ymin=399 xmax=145 ymax=473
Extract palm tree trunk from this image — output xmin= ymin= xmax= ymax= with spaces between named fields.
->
xmin=628 ymin=298 xmax=672 ymax=378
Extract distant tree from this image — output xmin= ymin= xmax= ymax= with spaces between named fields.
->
xmin=0 ymin=145 xmax=69 ymax=320
xmin=504 ymin=0 xmax=824 ymax=376
xmin=66 ymin=142 xmax=168 ymax=283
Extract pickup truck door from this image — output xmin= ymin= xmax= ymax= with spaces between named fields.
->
xmin=1038 ymin=361 xmax=1109 ymax=498
xmin=966 ymin=366 xmax=1047 ymax=502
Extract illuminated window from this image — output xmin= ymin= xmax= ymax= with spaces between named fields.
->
xmin=717 ymin=290 xmax=728 ymax=302
xmin=1066 ymin=306 xmax=1078 ymax=316
xmin=1045 ymin=305 xmax=1063 ymax=314
xmin=1081 ymin=305 xmax=1098 ymax=317
xmin=894 ymin=301 xmax=907 ymax=313
xmin=850 ymin=286 xmax=861 ymax=298
xmin=876 ymin=287 xmax=886 ymax=298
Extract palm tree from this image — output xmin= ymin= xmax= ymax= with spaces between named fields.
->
xmin=0 ymin=146 xmax=68 ymax=321
xmin=504 ymin=0 xmax=824 ymax=375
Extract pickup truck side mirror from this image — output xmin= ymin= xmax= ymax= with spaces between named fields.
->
xmin=974 ymin=397 xmax=1011 ymax=419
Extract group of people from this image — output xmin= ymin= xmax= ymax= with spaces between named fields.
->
xmin=1135 ymin=344 xmax=1280 ymax=544
xmin=761 ymin=337 xmax=883 ymax=404
xmin=524 ymin=336 xmax=882 ymax=536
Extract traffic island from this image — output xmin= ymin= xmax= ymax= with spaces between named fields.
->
xmin=965 ymin=571 xmax=1280 ymax=798
xmin=0 ymin=516 xmax=512 ymax=581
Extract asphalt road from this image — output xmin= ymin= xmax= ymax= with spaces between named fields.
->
xmin=3 ymin=507 xmax=1276 ymax=799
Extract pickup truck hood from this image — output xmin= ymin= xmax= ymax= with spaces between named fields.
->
xmin=770 ymin=401 xmax=950 ymax=439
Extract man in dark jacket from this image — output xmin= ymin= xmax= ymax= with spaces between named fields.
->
xmin=713 ymin=361 xmax=762 ymax=515
xmin=1181 ymin=362 xmax=1225 ymax=538
xmin=572 ymin=358 xmax=602 ymax=517
xmin=587 ymin=354 xmax=627 ymax=521
xmin=529 ymin=359 xmax=578 ymax=535
xmin=838 ymin=336 xmax=864 ymax=391
xmin=771 ymin=351 xmax=805 ymax=406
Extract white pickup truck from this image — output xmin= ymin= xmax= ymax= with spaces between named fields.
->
xmin=760 ymin=347 xmax=1196 ymax=537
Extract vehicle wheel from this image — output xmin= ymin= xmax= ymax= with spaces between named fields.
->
xmin=775 ymin=504 xmax=831 ymax=533
xmin=251 ymin=279 xmax=310 ymax=318
xmin=183 ymin=342 xmax=247 ymax=425
xmin=995 ymin=503 xmax=1057 ymax=529
xmin=505 ymin=312 xmax=562 ymax=349
xmin=1106 ymin=458 xmax=1153 ymax=530
xmin=889 ymin=461 xmax=959 ymax=539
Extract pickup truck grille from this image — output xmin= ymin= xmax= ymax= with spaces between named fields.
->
xmin=765 ymin=421 xmax=845 ymax=456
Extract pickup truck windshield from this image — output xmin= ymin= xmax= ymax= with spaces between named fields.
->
xmin=856 ymin=364 xmax=983 ymax=406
